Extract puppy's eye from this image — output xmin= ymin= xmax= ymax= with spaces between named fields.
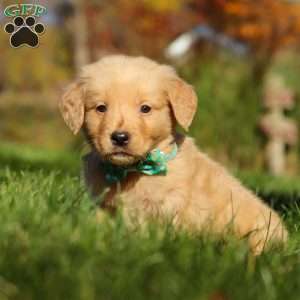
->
xmin=96 ymin=104 xmax=107 ymax=113
xmin=140 ymin=104 xmax=151 ymax=114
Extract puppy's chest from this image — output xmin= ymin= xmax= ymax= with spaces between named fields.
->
xmin=105 ymin=175 xmax=174 ymax=218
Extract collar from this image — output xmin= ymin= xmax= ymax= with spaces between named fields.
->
xmin=101 ymin=143 xmax=178 ymax=184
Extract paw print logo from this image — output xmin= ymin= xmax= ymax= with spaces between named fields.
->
xmin=4 ymin=16 xmax=45 ymax=48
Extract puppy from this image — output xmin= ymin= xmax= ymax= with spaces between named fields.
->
xmin=60 ymin=55 xmax=287 ymax=254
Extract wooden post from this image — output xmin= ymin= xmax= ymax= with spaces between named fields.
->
xmin=260 ymin=75 xmax=298 ymax=175
xmin=73 ymin=0 xmax=89 ymax=72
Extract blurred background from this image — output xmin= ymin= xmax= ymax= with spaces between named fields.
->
xmin=1 ymin=0 xmax=300 ymax=177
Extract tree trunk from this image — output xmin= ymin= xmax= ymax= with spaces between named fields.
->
xmin=73 ymin=0 xmax=89 ymax=72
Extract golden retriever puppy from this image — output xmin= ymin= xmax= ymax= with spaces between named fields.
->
xmin=59 ymin=55 xmax=287 ymax=254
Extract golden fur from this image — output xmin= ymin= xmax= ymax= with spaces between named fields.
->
xmin=60 ymin=55 xmax=287 ymax=254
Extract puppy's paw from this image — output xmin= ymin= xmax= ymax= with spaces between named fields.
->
xmin=248 ymin=218 xmax=288 ymax=255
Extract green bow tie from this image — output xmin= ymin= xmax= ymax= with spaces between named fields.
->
xmin=101 ymin=144 xmax=178 ymax=184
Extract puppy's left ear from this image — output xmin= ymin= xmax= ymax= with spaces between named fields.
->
xmin=59 ymin=81 xmax=85 ymax=135
xmin=166 ymin=78 xmax=198 ymax=131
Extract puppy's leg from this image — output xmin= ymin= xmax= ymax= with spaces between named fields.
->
xmin=247 ymin=210 xmax=288 ymax=255
xmin=223 ymin=201 xmax=287 ymax=254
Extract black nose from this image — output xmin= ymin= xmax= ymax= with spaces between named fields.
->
xmin=111 ymin=131 xmax=130 ymax=146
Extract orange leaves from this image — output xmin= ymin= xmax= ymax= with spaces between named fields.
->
xmin=237 ymin=23 xmax=270 ymax=40
xmin=209 ymin=0 xmax=300 ymax=52
xmin=143 ymin=0 xmax=182 ymax=12
xmin=224 ymin=2 xmax=253 ymax=17
xmin=83 ymin=0 xmax=300 ymax=58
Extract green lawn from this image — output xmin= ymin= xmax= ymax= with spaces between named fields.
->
xmin=1 ymin=143 xmax=300 ymax=300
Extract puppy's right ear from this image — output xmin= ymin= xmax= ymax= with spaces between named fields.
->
xmin=59 ymin=81 xmax=84 ymax=135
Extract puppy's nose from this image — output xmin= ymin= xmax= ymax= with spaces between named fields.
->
xmin=111 ymin=131 xmax=130 ymax=146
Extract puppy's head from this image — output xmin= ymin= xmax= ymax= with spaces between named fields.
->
xmin=60 ymin=55 xmax=197 ymax=166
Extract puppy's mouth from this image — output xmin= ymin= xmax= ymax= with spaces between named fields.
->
xmin=111 ymin=151 xmax=133 ymax=157
xmin=106 ymin=151 xmax=142 ymax=166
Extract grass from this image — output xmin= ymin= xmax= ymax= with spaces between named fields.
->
xmin=1 ymin=143 xmax=300 ymax=300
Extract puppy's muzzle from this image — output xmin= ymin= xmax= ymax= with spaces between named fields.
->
xmin=111 ymin=131 xmax=130 ymax=147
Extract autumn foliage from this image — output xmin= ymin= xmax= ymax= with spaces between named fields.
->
xmin=83 ymin=0 xmax=300 ymax=58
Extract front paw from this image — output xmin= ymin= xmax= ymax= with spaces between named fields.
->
xmin=248 ymin=219 xmax=288 ymax=255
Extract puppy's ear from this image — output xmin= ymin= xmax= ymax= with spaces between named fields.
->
xmin=59 ymin=81 xmax=84 ymax=134
xmin=166 ymin=78 xmax=198 ymax=131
